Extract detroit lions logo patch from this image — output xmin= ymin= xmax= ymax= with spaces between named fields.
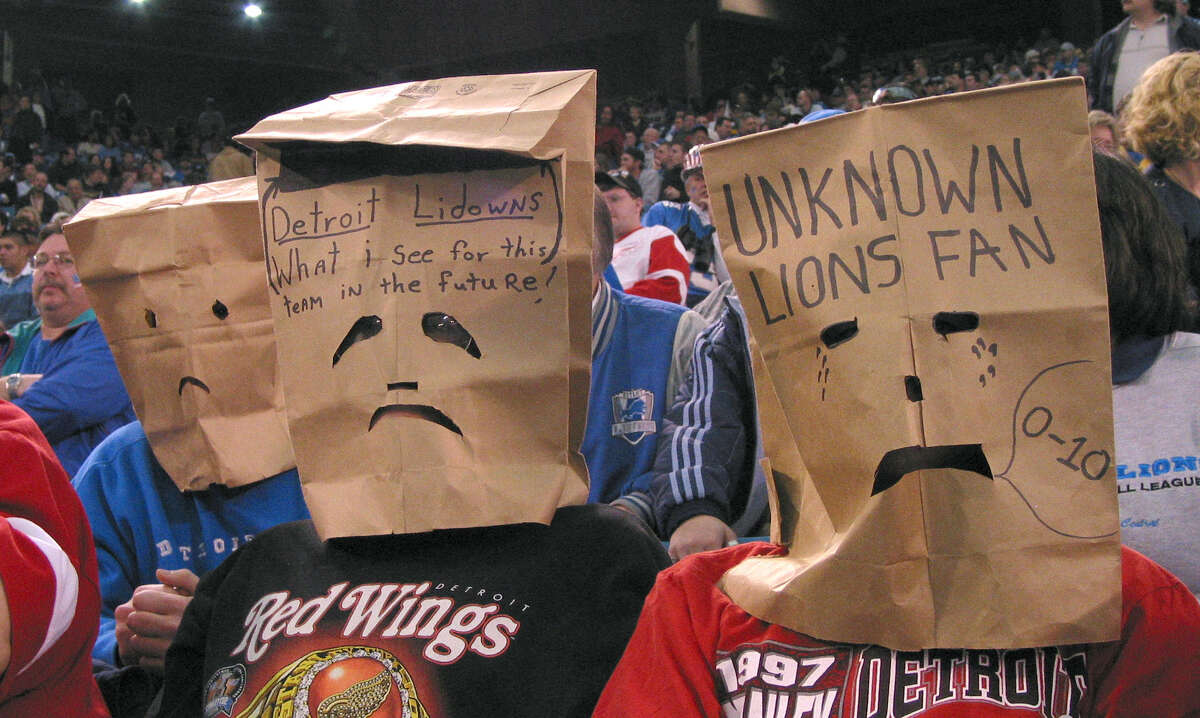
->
xmin=611 ymin=389 xmax=656 ymax=445
xmin=203 ymin=663 xmax=246 ymax=718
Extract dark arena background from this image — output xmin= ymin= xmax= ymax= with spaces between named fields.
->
xmin=2 ymin=0 xmax=1120 ymax=126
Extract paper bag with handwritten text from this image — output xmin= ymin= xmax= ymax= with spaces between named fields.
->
xmin=704 ymin=78 xmax=1120 ymax=649
xmin=65 ymin=177 xmax=295 ymax=491
xmin=238 ymin=71 xmax=595 ymax=539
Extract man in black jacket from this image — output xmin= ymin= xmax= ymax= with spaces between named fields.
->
xmin=1088 ymin=0 xmax=1200 ymax=112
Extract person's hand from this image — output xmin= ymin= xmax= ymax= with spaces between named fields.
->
xmin=114 ymin=568 xmax=199 ymax=673
xmin=16 ymin=374 xmax=41 ymax=396
xmin=668 ymin=515 xmax=735 ymax=562
xmin=3 ymin=374 xmax=42 ymax=399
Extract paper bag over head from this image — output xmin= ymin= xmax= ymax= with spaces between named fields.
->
xmin=237 ymin=70 xmax=596 ymax=539
xmin=65 ymin=177 xmax=295 ymax=492
xmin=703 ymin=78 xmax=1121 ymax=649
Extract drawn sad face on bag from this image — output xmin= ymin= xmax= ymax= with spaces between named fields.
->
xmin=705 ymin=95 xmax=1118 ymax=546
xmin=67 ymin=178 xmax=295 ymax=492
xmin=257 ymin=146 xmax=587 ymax=538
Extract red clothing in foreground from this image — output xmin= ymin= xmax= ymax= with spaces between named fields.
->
xmin=611 ymin=225 xmax=691 ymax=304
xmin=594 ymin=542 xmax=1200 ymax=717
xmin=0 ymin=401 xmax=108 ymax=717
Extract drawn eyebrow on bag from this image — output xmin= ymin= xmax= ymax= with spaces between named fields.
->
xmin=332 ymin=315 xmax=383 ymax=366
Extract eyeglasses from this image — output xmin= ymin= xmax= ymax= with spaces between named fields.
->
xmin=32 ymin=252 xmax=75 ymax=268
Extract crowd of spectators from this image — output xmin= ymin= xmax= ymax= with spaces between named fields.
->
xmin=0 ymin=84 xmax=251 ymax=268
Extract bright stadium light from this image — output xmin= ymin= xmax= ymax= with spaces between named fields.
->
xmin=243 ymin=3 xmax=263 ymax=18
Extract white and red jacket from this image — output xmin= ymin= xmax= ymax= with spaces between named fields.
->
xmin=611 ymin=225 xmax=691 ymax=305
xmin=0 ymin=401 xmax=108 ymax=716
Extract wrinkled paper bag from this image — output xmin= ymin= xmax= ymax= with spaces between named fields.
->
xmin=703 ymin=78 xmax=1121 ymax=649
xmin=238 ymin=70 xmax=595 ymax=538
xmin=66 ymin=177 xmax=295 ymax=491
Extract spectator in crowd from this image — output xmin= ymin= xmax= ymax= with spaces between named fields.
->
xmin=0 ymin=229 xmax=36 ymax=330
xmin=596 ymin=170 xmax=690 ymax=304
xmin=66 ymin=181 xmax=310 ymax=677
xmin=1095 ymin=150 xmax=1200 ymax=598
xmin=660 ymin=139 xmax=689 ymax=201
xmin=0 ymin=159 xmax=17 ymax=207
xmin=619 ymin=147 xmax=661 ymax=205
xmin=150 ymin=146 xmax=176 ymax=178
xmin=58 ymin=178 xmax=91 ymax=215
xmin=1088 ymin=109 xmax=1128 ymax=158
xmin=593 ymin=152 xmax=1200 ymax=718
xmin=206 ymin=136 xmax=254 ymax=181
xmin=156 ymin=173 xmax=668 ymax=718
xmin=9 ymin=95 xmax=44 ymax=165
xmin=0 ymin=401 xmax=109 ymax=716
xmin=595 ymin=104 xmax=625 ymax=168
xmin=713 ymin=116 xmax=737 ymax=141
xmin=77 ymin=129 xmax=104 ymax=159
xmin=112 ymin=93 xmax=137 ymax=137
xmin=82 ymin=167 xmax=109 ymax=199
xmin=44 ymin=211 xmax=72 ymax=235
xmin=195 ymin=97 xmax=225 ymax=143
xmin=1088 ymin=0 xmax=1200 ymax=113
xmin=8 ymin=207 xmax=40 ymax=237
xmin=1182 ymin=0 xmax=1200 ymax=22
xmin=586 ymin=187 xmax=706 ymax=529
xmin=16 ymin=172 xmax=58 ymax=224
xmin=650 ymin=281 xmax=767 ymax=561
xmin=48 ymin=145 xmax=84 ymax=193
xmin=1 ymin=232 xmax=135 ymax=475
xmin=651 ymin=141 xmax=670 ymax=173
xmin=663 ymin=110 xmax=687 ymax=142
xmin=737 ymin=113 xmax=760 ymax=135
xmin=638 ymin=126 xmax=661 ymax=158
xmin=643 ymin=146 xmax=726 ymax=304
xmin=626 ymin=102 xmax=649 ymax=140
xmin=1123 ymin=51 xmax=1200 ymax=309
xmin=15 ymin=163 xmax=37 ymax=199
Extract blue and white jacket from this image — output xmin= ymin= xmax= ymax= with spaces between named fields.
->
xmin=72 ymin=421 xmax=309 ymax=664
xmin=585 ymin=277 xmax=705 ymax=526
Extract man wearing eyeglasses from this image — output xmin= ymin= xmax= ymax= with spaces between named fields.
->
xmin=1 ymin=232 xmax=134 ymax=476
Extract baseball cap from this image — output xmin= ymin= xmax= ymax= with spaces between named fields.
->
xmin=595 ymin=170 xmax=642 ymax=198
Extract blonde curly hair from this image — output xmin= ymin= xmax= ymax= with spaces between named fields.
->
xmin=1123 ymin=51 xmax=1200 ymax=167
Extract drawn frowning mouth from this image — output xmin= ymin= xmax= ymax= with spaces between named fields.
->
xmin=178 ymin=376 xmax=211 ymax=395
xmin=872 ymin=444 xmax=992 ymax=495
xmin=369 ymin=404 xmax=462 ymax=436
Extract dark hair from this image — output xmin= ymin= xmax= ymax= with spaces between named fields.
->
xmin=1093 ymin=151 xmax=1193 ymax=340
xmin=0 ymin=229 xmax=31 ymax=246
xmin=592 ymin=187 xmax=614 ymax=280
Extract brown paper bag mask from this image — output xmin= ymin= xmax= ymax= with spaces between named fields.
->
xmin=238 ymin=71 xmax=595 ymax=539
xmin=702 ymin=79 xmax=1121 ymax=649
xmin=65 ymin=177 xmax=295 ymax=491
